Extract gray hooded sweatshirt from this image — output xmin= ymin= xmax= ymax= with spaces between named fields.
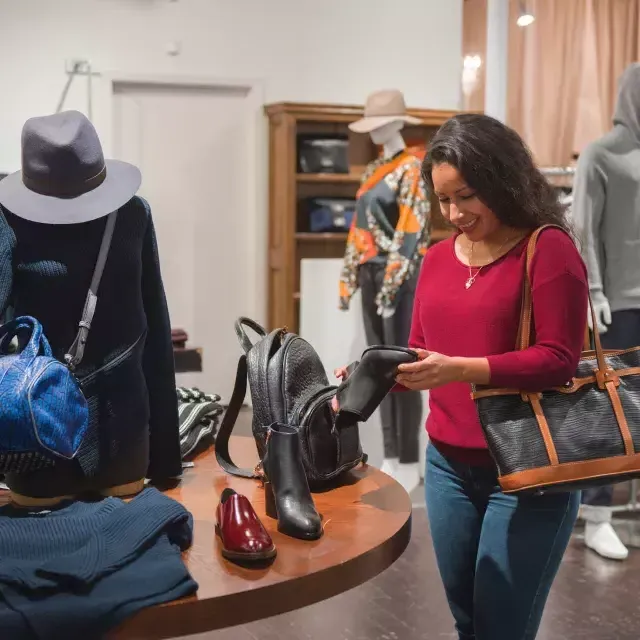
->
xmin=572 ymin=63 xmax=640 ymax=312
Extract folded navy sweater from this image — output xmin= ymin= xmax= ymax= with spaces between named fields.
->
xmin=0 ymin=488 xmax=198 ymax=639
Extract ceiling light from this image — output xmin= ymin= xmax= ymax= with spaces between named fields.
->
xmin=517 ymin=1 xmax=535 ymax=27
xmin=463 ymin=55 xmax=482 ymax=71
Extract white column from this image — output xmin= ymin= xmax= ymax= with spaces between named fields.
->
xmin=485 ymin=0 xmax=510 ymax=122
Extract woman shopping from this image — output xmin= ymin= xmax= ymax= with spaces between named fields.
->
xmin=337 ymin=114 xmax=588 ymax=639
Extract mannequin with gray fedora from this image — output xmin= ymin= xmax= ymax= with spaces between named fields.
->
xmin=339 ymin=89 xmax=431 ymax=493
xmin=0 ymin=110 xmax=182 ymax=506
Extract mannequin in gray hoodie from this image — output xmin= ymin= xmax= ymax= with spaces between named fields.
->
xmin=572 ymin=63 xmax=640 ymax=561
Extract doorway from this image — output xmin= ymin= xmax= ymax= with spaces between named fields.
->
xmin=111 ymin=78 xmax=263 ymax=400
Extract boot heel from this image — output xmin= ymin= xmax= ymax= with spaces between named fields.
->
xmin=264 ymin=481 xmax=277 ymax=519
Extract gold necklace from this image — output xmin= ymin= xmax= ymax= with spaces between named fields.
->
xmin=465 ymin=235 xmax=514 ymax=290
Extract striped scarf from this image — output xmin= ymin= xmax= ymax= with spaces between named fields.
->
xmin=177 ymin=387 xmax=224 ymax=459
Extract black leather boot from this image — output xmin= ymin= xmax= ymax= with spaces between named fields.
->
xmin=262 ymin=423 xmax=323 ymax=541
xmin=335 ymin=345 xmax=418 ymax=425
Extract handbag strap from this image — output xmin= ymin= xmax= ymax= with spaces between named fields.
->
xmin=64 ymin=210 xmax=118 ymax=371
xmin=234 ymin=317 xmax=267 ymax=354
xmin=517 ymin=224 xmax=606 ymax=373
xmin=214 ymin=354 xmax=260 ymax=479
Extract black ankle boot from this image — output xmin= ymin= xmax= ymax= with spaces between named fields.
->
xmin=335 ymin=345 xmax=418 ymax=424
xmin=262 ymin=423 xmax=323 ymax=541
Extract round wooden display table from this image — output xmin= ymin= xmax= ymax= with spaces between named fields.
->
xmin=110 ymin=436 xmax=412 ymax=639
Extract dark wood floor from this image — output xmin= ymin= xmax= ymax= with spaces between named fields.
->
xmin=180 ymin=412 xmax=640 ymax=640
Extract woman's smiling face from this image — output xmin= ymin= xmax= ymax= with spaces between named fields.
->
xmin=431 ymin=162 xmax=503 ymax=242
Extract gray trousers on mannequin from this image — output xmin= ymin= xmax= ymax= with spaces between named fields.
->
xmin=359 ymin=262 xmax=422 ymax=464
xmin=582 ymin=309 xmax=640 ymax=506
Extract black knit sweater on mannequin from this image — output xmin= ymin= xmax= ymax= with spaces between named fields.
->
xmin=0 ymin=196 xmax=182 ymax=483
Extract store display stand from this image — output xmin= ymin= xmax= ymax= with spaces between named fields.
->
xmin=106 ymin=436 xmax=411 ymax=639
xmin=265 ymin=101 xmax=460 ymax=333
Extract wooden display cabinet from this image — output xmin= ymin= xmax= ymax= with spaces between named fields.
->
xmin=265 ymin=101 xmax=459 ymax=333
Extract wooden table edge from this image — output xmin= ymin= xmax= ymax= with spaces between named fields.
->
xmin=111 ymin=507 xmax=412 ymax=638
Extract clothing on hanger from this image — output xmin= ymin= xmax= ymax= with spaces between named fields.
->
xmin=339 ymin=149 xmax=430 ymax=314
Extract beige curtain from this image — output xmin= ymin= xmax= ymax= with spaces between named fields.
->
xmin=508 ymin=0 xmax=640 ymax=162
xmin=462 ymin=0 xmax=487 ymax=112
xmin=591 ymin=0 xmax=640 ymax=132
xmin=507 ymin=0 xmax=587 ymax=166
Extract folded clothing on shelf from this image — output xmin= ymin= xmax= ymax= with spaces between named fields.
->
xmin=178 ymin=387 xmax=224 ymax=459
xmin=0 ymin=487 xmax=197 ymax=639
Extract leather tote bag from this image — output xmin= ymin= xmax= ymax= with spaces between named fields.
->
xmin=472 ymin=225 xmax=640 ymax=494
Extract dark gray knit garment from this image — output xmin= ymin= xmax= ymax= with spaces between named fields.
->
xmin=0 ymin=488 xmax=197 ymax=639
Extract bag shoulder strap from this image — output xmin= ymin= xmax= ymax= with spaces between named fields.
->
xmin=234 ymin=317 xmax=267 ymax=354
xmin=64 ymin=210 xmax=118 ymax=370
xmin=214 ymin=354 xmax=260 ymax=479
xmin=516 ymin=224 xmax=600 ymax=355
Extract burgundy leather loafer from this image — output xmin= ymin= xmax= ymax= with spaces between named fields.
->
xmin=215 ymin=488 xmax=276 ymax=562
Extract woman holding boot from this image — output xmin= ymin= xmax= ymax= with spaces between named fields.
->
xmin=338 ymin=114 xmax=587 ymax=640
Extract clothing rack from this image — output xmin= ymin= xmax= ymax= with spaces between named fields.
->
xmin=540 ymin=166 xmax=575 ymax=190
xmin=539 ymin=166 xmax=576 ymax=176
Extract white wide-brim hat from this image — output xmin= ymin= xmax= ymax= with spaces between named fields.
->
xmin=349 ymin=89 xmax=421 ymax=134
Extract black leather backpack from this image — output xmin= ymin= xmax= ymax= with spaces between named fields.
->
xmin=215 ymin=317 xmax=366 ymax=489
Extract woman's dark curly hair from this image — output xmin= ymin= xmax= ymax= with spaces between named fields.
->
xmin=422 ymin=114 xmax=570 ymax=233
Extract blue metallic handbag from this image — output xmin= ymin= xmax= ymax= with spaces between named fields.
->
xmin=0 ymin=211 xmax=117 ymax=473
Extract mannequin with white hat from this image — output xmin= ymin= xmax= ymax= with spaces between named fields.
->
xmin=339 ymin=89 xmax=431 ymax=493
xmin=0 ymin=110 xmax=182 ymax=506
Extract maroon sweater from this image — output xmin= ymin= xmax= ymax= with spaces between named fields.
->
xmin=407 ymin=227 xmax=588 ymax=464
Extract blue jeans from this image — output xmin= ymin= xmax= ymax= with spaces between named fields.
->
xmin=425 ymin=443 xmax=580 ymax=640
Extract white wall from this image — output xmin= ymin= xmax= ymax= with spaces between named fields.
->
xmin=0 ymin=0 xmax=463 ymax=171
xmin=0 ymin=0 xmax=462 ymax=391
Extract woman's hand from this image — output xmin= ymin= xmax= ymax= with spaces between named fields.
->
xmin=396 ymin=350 xmax=491 ymax=389
xmin=332 ymin=365 xmax=350 ymax=411
xmin=395 ymin=349 xmax=465 ymax=390
xmin=334 ymin=366 xmax=349 ymax=381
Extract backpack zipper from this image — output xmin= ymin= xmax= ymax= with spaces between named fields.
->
xmin=292 ymin=387 xmax=337 ymax=426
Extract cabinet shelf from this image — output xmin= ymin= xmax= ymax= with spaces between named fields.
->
xmin=295 ymin=229 xmax=453 ymax=243
xmin=296 ymin=232 xmax=349 ymax=242
xmin=296 ymin=173 xmax=362 ymax=184
xmin=266 ymin=101 xmax=462 ymax=333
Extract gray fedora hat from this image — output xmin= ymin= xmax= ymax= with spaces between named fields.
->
xmin=0 ymin=110 xmax=141 ymax=224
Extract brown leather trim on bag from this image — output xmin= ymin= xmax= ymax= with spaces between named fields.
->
xmin=471 ymin=388 xmax=520 ymax=399
xmin=517 ymin=225 xmax=609 ymax=373
xmin=471 ymin=365 xmax=640 ymax=400
xmin=580 ymin=346 xmax=640 ymax=359
xmin=605 ymin=381 xmax=635 ymax=456
xmin=500 ymin=453 xmax=640 ymax=493
xmin=526 ymin=393 xmax=559 ymax=465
